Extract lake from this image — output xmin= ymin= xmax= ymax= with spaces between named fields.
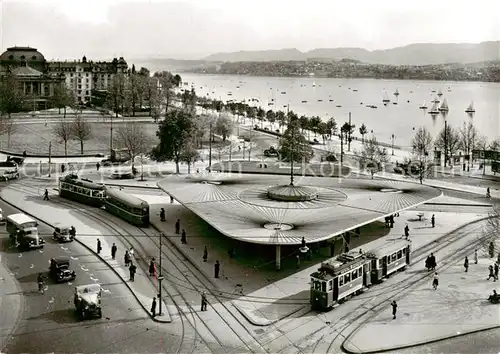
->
xmin=181 ymin=73 xmax=500 ymax=148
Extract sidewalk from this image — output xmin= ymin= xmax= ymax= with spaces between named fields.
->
xmin=0 ymin=258 xmax=23 ymax=352
xmin=0 ymin=183 xmax=170 ymax=323
xmin=343 ymin=243 xmax=500 ymax=353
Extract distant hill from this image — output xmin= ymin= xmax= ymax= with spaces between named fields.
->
xmin=131 ymin=58 xmax=220 ymax=73
xmin=202 ymin=41 xmax=500 ymax=66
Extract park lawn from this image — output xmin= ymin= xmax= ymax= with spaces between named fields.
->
xmin=0 ymin=121 xmax=160 ymax=156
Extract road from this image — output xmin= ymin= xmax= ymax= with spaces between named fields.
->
xmin=0 ymin=198 xmax=186 ymax=354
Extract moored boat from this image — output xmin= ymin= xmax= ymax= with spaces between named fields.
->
xmin=438 ymin=98 xmax=449 ymax=112
xmin=465 ymin=101 xmax=475 ymax=113
xmin=428 ymin=102 xmax=439 ymax=114
xmin=419 ymin=101 xmax=428 ymax=109
xmin=382 ymin=91 xmax=390 ymax=103
xmin=394 ymin=88 xmax=399 ymax=96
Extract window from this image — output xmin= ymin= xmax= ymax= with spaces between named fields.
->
xmin=344 ymin=273 xmax=351 ymax=283
xmin=339 ymin=276 xmax=344 ymax=286
xmin=20 ymin=55 xmax=25 ymax=60
xmin=8 ymin=55 xmax=13 ymax=60
xmin=328 ymin=280 xmax=333 ymax=291
xmin=321 ymin=282 xmax=326 ymax=292
xmin=397 ymin=250 xmax=402 ymax=259
xmin=352 ymin=269 xmax=358 ymax=280
xmin=391 ymin=253 xmax=397 ymax=262
xmin=314 ymin=280 xmax=321 ymax=291
xmin=32 ymin=55 xmax=37 ymax=60
xmin=402 ymin=248 xmax=406 ymax=255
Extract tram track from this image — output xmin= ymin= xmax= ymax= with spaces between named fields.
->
xmin=10 ymin=180 xmax=267 ymax=353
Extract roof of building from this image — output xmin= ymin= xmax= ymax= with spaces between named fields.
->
xmin=0 ymin=46 xmax=45 ymax=62
xmin=157 ymin=174 xmax=441 ymax=246
xmin=11 ymin=65 xmax=43 ymax=77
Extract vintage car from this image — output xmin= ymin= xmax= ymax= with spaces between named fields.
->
xmin=52 ymin=225 xmax=75 ymax=242
xmin=74 ymin=284 xmax=102 ymax=320
xmin=263 ymin=146 xmax=279 ymax=157
xmin=49 ymin=257 xmax=76 ymax=283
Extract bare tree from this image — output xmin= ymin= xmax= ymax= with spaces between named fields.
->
xmin=434 ymin=124 xmax=460 ymax=166
xmin=53 ymin=120 xmax=73 ymax=155
xmin=0 ymin=74 xmax=25 ymax=119
xmin=106 ymin=73 xmax=127 ymax=118
xmin=115 ymin=122 xmax=150 ymax=169
xmin=194 ymin=113 xmax=217 ymax=148
xmin=475 ymin=135 xmax=489 ymax=175
xmin=459 ymin=121 xmax=478 ymax=171
xmin=51 ymin=84 xmax=75 ymax=118
xmin=214 ymin=113 xmax=234 ymax=141
xmin=180 ymin=138 xmax=199 ymax=174
xmin=359 ymin=135 xmax=389 ymax=179
xmin=0 ymin=116 xmax=17 ymax=148
xmin=410 ymin=127 xmax=434 ymax=184
xmin=153 ymin=71 xmax=175 ymax=116
xmin=71 ymin=116 xmax=92 ymax=154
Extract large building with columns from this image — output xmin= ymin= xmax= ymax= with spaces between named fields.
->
xmin=0 ymin=46 xmax=128 ymax=108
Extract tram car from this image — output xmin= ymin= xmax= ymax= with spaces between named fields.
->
xmin=103 ymin=187 xmax=149 ymax=227
xmin=310 ymin=238 xmax=411 ymax=311
xmin=59 ymin=174 xmax=105 ymax=207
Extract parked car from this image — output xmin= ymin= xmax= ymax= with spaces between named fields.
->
xmin=264 ymin=146 xmax=279 ymax=157
xmin=52 ymin=224 xmax=75 ymax=242
xmin=74 ymin=284 xmax=102 ymax=320
xmin=49 ymin=257 xmax=76 ymax=283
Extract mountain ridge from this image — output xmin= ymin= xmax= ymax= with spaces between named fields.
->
xmin=202 ymin=41 xmax=500 ymax=65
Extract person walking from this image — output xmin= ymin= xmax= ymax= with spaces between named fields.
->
xmin=160 ymin=208 xmax=166 ymax=222
xmin=97 ymin=239 xmax=102 ymax=254
xmin=432 ymin=272 xmax=439 ymax=290
xmin=487 ymin=265 xmax=496 ymax=281
xmin=37 ymin=273 xmax=45 ymax=294
xmin=464 ymin=256 xmax=469 ymax=272
xmin=129 ymin=263 xmax=137 ymax=282
xmin=214 ymin=260 xmax=220 ymax=279
xmin=111 ymin=243 xmax=117 ymax=260
xmin=201 ymin=292 xmax=208 ymax=311
xmin=151 ymin=297 xmax=157 ymax=317
xmin=149 ymin=258 xmax=156 ymax=276
xmin=429 ymin=253 xmax=436 ymax=271
xmin=203 ymin=246 xmax=208 ymax=262
xmin=391 ymin=300 xmax=397 ymax=319
xmin=404 ymin=224 xmax=409 ymax=239
xmin=431 ymin=214 xmax=435 ymax=228
xmin=181 ymin=229 xmax=187 ymax=244
xmin=494 ymin=262 xmax=499 ymax=280
xmin=96 ymin=162 xmax=100 ymax=171
xmin=43 ymin=189 xmax=50 ymax=201
xmin=124 ymin=250 xmax=130 ymax=267
xmin=475 ymin=249 xmax=478 ymax=264
xmin=175 ymin=219 xmax=180 ymax=234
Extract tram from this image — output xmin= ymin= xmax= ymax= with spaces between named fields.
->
xmin=310 ymin=238 xmax=411 ymax=311
xmin=103 ymin=187 xmax=149 ymax=227
xmin=59 ymin=174 xmax=105 ymax=207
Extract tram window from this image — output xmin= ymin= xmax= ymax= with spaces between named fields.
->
xmin=310 ymin=280 xmax=314 ymax=289
xmin=314 ymin=281 xmax=321 ymax=290
xmin=391 ymin=253 xmax=397 ymax=262
xmin=402 ymin=248 xmax=406 ymax=255
xmin=397 ymin=250 xmax=402 ymax=259
xmin=321 ymin=282 xmax=326 ymax=292
xmin=339 ymin=277 xmax=344 ymax=286
xmin=352 ymin=269 xmax=358 ymax=279
xmin=328 ymin=280 xmax=333 ymax=291
xmin=344 ymin=273 xmax=350 ymax=283
xmin=371 ymin=259 xmax=377 ymax=269
xmin=387 ymin=257 xmax=391 ymax=265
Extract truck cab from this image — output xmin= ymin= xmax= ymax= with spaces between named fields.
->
xmin=6 ymin=213 xmax=43 ymax=249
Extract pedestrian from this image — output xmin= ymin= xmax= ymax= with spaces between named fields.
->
xmin=149 ymin=258 xmax=156 ymax=276
xmin=124 ymin=250 xmax=130 ymax=267
xmin=201 ymin=291 xmax=208 ymax=311
xmin=96 ymin=162 xmax=100 ymax=171
xmin=160 ymin=208 xmax=166 ymax=222
xmin=464 ymin=256 xmax=469 ymax=272
xmin=214 ymin=260 xmax=220 ymax=278
xmin=170 ymin=196 xmax=174 ymax=204
xmin=296 ymin=254 xmax=300 ymax=268
xmin=494 ymin=262 xmax=499 ymax=280
xmin=475 ymin=249 xmax=478 ymax=264
xmin=175 ymin=219 xmax=180 ymax=234
xmin=391 ymin=300 xmax=397 ymax=319
xmin=129 ymin=262 xmax=137 ymax=282
xmin=430 ymin=253 xmax=436 ymax=271
xmin=203 ymin=246 xmax=208 ymax=262
xmin=61 ymin=164 xmax=66 ymax=173
xmin=97 ymin=238 xmax=102 ymax=254
xmin=425 ymin=256 xmax=431 ymax=271
xmin=111 ymin=243 xmax=117 ymax=260
xmin=389 ymin=215 xmax=394 ymax=229
xmin=43 ymin=188 xmax=50 ymax=201
xmin=431 ymin=214 xmax=435 ymax=228
xmin=23 ymin=150 xmax=27 ymax=159
xmin=151 ymin=297 xmax=157 ymax=317
xmin=181 ymin=229 xmax=187 ymax=244
xmin=301 ymin=237 xmax=306 ymax=248
xmin=404 ymin=224 xmax=409 ymax=239
xmin=129 ymin=247 xmax=134 ymax=259
xmin=487 ymin=265 xmax=496 ymax=281
xmin=489 ymin=241 xmax=495 ymax=258
xmin=432 ymin=272 xmax=439 ymax=290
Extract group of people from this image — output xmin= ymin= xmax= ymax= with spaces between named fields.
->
xmin=425 ymin=253 xmax=437 ymax=271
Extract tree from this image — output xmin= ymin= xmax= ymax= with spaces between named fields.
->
xmin=475 ymin=135 xmax=489 ymax=175
xmin=126 ymin=74 xmax=141 ymax=116
xmin=489 ymin=139 xmax=500 ymax=152
xmin=326 ymin=117 xmax=337 ymax=139
xmin=0 ymin=74 xmax=25 ymax=119
xmin=359 ymin=124 xmax=368 ymax=143
xmin=53 ymin=120 xmax=73 ymax=155
xmin=279 ymin=119 xmax=313 ymax=163
xmin=359 ymin=136 xmax=389 ymax=179
xmin=434 ymin=124 xmax=460 ymax=166
xmin=410 ymin=127 xmax=434 ymax=184
xmin=0 ymin=116 xmax=17 ymax=148
xmin=71 ymin=116 xmax=92 ymax=154
xmin=51 ymin=84 xmax=75 ymax=118
xmin=153 ymin=71 xmax=176 ymax=116
xmin=309 ymin=116 xmax=322 ymax=136
xmin=151 ymin=109 xmax=194 ymax=174
xmin=115 ymin=122 xmax=150 ymax=169
xmin=106 ymin=73 xmax=127 ymax=117
xmin=275 ymin=110 xmax=286 ymax=133
xmin=214 ymin=113 xmax=234 ymax=141
xmin=459 ymin=121 xmax=478 ymax=170
xmin=266 ymin=110 xmax=276 ymax=129
xmin=194 ymin=113 xmax=216 ymax=148
xmin=317 ymin=122 xmax=329 ymax=144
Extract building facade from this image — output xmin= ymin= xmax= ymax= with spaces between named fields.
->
xmin=0 ymin=46 xmax=128 ymax=108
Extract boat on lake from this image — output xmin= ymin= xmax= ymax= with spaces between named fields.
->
xmin=437 ymin=89 xmax=443 ymax=97
xmin=382 ymin=91 xmax=390 ymax=103
xmin=428 ymin=102 xmax=439 ymax=114
xmin=394 ymin=88 xmax=399 ymax=96
xmin=318 ymin=99 xmax=323 ymax=102
xmin=419 ymin=101 xmax=428 ymax=109
xmin=465 ymin=101 xmax=475 ymax=113
xmin=439 ymin=98 xmax=449 ymax=112
xmin=301 ymin=100 xmax=307 ymax=103
xmin=432 ymin=97 xmax=440 ymax=104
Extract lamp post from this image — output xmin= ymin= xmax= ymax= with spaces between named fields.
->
xmin=208 ymin=123 xmax=212 ymax=172
xmin=158 ymin=233 xmax=164 ymax=316
xmin=391 ymin=134 xmax=395 ymax=156
xmin=48 ymin=141 xmax=52 ymax=177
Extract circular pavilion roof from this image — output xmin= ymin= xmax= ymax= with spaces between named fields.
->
xmin=157 ymin=174 xmax=442 ymax=246
xmin=0 ymin=46 xmax=45 ymax=63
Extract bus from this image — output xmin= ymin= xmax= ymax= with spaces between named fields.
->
xmin=6 ymin=213 xmax=44 ymax=249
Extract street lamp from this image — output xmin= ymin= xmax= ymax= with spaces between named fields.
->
xmin=208 ymin=123 xmax=212 ymax=172
xmin=158 ymin=232 xmax=164 ymax=316
xmin=391 ymin=134 xmax=395 ymax=156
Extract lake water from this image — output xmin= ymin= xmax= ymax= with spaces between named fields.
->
xmin=181 ymin=74 xmax=500 ymax=148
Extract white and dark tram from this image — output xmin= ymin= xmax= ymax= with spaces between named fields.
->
xmin=310 ymin=238 xmax=411 ymax=311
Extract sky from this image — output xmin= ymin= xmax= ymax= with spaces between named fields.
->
xmin=0 ymin=0 xmax=499 ymax=60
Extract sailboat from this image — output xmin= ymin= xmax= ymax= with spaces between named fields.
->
xmin=428 ymin=102 xmax=439 ymax=114
xmin=394 ymin=88 xmax=399 ymax=96
xmin=438 ymin=98 xmax=449 ymax=112
xmin=432 ymin=96 xmax=440 ymax=104
xmin=465 ymin=101 xmax=475 ymax=113
xmin=419 ymin=101 xmax=428 ymax=109
xmin=382 ymin=91 xmax=390 ymax=104
xmin=437 ymin=89 xmax=443 ymax=97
